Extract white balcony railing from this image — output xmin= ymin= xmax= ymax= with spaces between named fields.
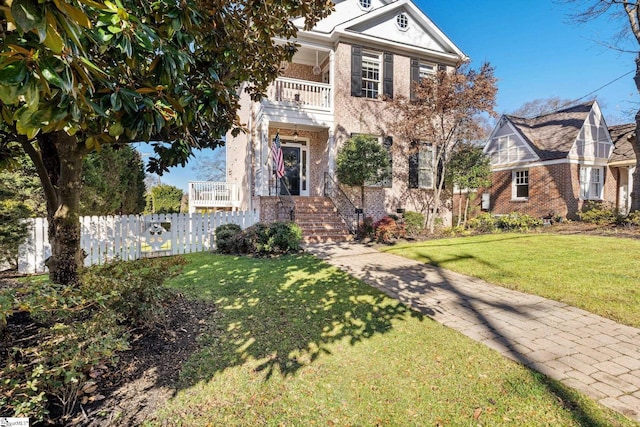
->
xmin=188 ymin=181 xmax=240 ymax=213
xmin=267 ymin=77 xmax=332 ymax=111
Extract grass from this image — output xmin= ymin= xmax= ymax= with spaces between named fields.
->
xmin=145 ymin=252 xmax=638 ymax=426
xmin=382 ymin=233 xmax=640 ymax=328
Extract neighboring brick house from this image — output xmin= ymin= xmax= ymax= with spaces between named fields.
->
xmin=608 ymin=123 xmax=637 ymax=214
xmin=482 ymin=100 xmax=636 ymax=220
xmin=218 ymin=0 xmax=467 ymax=229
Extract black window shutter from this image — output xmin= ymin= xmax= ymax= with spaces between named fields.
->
xmin=351 ymin=45 xmax=362 ymax=97
xmin=382 ymin=136 xmax=393 ymax=187
xmin=383 ymin=52 xmax=393 ymax=98
xmin=410 ymin=58 xmax=419 ymax=101
xmin=409 ymin=151 xmax=418 ymax=188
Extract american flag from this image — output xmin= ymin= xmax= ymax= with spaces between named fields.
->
xmin=272 ymin=133 xmax=285 ymax=178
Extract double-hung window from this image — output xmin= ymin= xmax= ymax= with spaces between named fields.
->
xmin=409 ymin=142 xmax=436 ymax=189
xmin=419 ymin=62 xmax=436 ymax=80
xmin=361 ymin=51 xmax=381 ymax=99
xmin=512 ymin=169 xmax=529 ymax=199
xmin=580 ymin=166 xmax=603 ymax=200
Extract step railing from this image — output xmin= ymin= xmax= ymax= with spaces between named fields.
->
xmin=276 ymin=176 xmax=296 ymax=221
xmin=323 ymin=172 xmax=358 ymax=235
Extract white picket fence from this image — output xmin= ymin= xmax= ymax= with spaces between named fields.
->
xmin=18 ymin=211 xmax=259 ymax=274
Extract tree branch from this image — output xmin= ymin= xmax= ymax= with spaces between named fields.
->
xmin=19 ymin=135 xmax=58 ymax=215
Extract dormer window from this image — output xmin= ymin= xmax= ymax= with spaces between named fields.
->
xmin=396 ymin=13 xmax=409 ymax=30
xmin=358 ymin=0 xmax=371 ymax=10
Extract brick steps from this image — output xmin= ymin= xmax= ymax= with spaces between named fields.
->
xmin=292 ymin=196 xmax=353 ymax=243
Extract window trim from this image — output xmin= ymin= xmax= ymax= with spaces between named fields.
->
xmin=511 ymin=169 xmax=529 ymax=200
xmin=417 ymin=142 xmax=435 ymax=189
xmin=579 ymin=166 xmax=604 ymax=200
xmin=396 ymin=13 xmax=409 ymax=31
xmin=358 ymin=0 xmax=372 ymax=11
xmin=361 ymin=50 xmax=381 ymax=99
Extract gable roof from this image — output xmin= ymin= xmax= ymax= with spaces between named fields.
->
xmin=609 ymin=123 xmax=636 ymax=164
xmin=503 ymin=101 xmax=596 ymax=161
xmin=295 ymin=0 xmax=466 ymax=62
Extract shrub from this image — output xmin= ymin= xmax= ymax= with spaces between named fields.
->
xmin=215 ymin=223 xmax=244 ymax=253
xmin=623 ymin=211 xmax=640 ymax=226
xmin=1 ymin=282 xmax=128 ymax=422
xmin=357 ymin=216 xmax=375 ymax=240
xmin=578 ymin=201 xmax=620 ymax=225
xmin=467 ymin=212 xmax=497 ymax=233
xmin=495 ymin=212 xmax=542 ymax=231
xmin=403 ymin=211 xmax=425 ymax=237
xmin=0 ymin=256 xmax=187 ymax=423
xmin=82 ymin=256 xmax=188 ymax=327
xmin=263 ymin=221 xmax=302 ymax=254
xmin=373 ymin=216 xmax=405 ymax=243
xmin=467 ymin=212 xmax=542 ymax=233
xmin=217 ymin=222 xmax=302 ymax=255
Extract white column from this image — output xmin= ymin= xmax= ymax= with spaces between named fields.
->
xmin=328 ymin=128 xmax=335 ymax=176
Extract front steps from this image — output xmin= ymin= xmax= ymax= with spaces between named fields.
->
xmin=292 ymin=196 xmax=353 ymax=244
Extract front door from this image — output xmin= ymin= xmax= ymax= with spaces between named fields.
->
xmin=279 ymin=141 xmax=309 ymax=196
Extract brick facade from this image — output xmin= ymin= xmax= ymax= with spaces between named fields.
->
xmin=489 ymin=163 xmax=619 ymax=220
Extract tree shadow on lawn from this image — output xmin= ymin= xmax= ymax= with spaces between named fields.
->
xmin=172 ymin=253 xmax=426 ymax=386
xmin=335 ymin=252 xmax=636 ymax=426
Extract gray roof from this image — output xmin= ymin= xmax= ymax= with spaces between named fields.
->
xmin=505 ymin=101 xmax=595 ymax=161
xmin=609 ymin=123 xmax=636 ymax=164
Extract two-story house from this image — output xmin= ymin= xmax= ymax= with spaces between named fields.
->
xmin=220 ymin=0 xmax=467 ymax=240
xmin=482 ymin=100 xmax=636 ymax=219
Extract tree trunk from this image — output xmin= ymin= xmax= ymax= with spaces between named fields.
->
xmin=633 ymin=54 xmax=640 ymax=212
xmin=38 ymin=132 xmax=86 ymax=285
xmin=456 ymin=190 xmax=463 ymax=227
xmin=463 ymin=195 xmax=470 ymax=227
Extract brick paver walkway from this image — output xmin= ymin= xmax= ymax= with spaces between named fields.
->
xmin=306 ymin=242 xmax=640 ymax=422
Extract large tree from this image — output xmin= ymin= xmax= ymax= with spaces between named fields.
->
xmin=565 ymin=1 xmax=640 ymax=212
xmin=0 ymin=0 xmax=333 ymax=284
xmin=389 ymin=62 xmax=498 ymax=232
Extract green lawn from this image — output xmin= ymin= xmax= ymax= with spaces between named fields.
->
xmin=382 ymin=233 xmax=640 ymax=328
xmin=144 ymin=252 xmax=638 ymax=426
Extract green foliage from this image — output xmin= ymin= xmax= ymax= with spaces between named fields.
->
xmin=467 ymin=212 xmax=542 ymax=233
xmin=402 ymin=211 xmax=425 ymax=236
xmin=145 ymin=184 xmax=184 ymax=214
xmin=82 ymin=256 xmax=188 ymax=328
xmin=373 ymin=216 xmax=405 ymax=243
xmin=0 ymin=282 xmax=128 ymax=422
xmin=0 ymin=150 xmax=47 ymax=217
xmin=215 ymin=224 xmax=245 ymax=254
xmin=0 ymin=256 xmax=187 ymax=422
xmin=215 ymin=222 xmax=302 ymax=255
xmin=262 ymin=221 xmax=303 ymax=254
xmin=623 ymin=211 xmax=640 ymax=226
xmin=0 ymin=198 xmax=31 ymax=268
xmin=80 ymin=145 xmax=147 ymax=215
xmin=467 ymin=212 xmax=497 ymax=233
xmin=495 ymin=212 xmax=542 ymax=231
xmin=446 ymin=143 xmax=492 ymax=191
xmin=336 ymin=135 xmax=390 ymax=186
xmin=0 ymin=0 xmax=333 ymax=283
xmin=336 ymin=135 xmax=390 ymax=208
xmin=578 ymin=201 xmax=620 ymax=225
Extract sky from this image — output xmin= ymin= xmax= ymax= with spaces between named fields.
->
xmin=151 ymin=0 xmax=639 ymax=192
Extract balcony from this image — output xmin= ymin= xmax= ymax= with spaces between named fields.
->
xmin=188 ymin=181 xmax=240 ymax=213
xmin=266 ymin=77 xmax=332 ymax=112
